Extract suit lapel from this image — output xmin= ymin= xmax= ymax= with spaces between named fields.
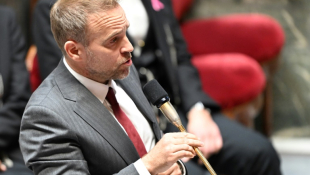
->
xmin=116 ymin=67 xmax=162 ymax=141
xmin=55 ymin=61 xmax=140 ymax=164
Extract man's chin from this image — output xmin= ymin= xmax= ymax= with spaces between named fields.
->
xmin=114 ymin=68 xmax=130 ymax=80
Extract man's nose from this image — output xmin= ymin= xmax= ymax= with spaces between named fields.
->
xmin=121 ymin=37 xmax=134 ymax=53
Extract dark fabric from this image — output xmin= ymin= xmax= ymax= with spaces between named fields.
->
xmin=32 ymin=0 xmax=61 ymax=80
xmin=137 ymin=0 xmax=221 ymax=113
xmin=0 ymin=5 xmax=32 ymax=175
xmin=208 ymin=113 xmax=281 ymax=175
xmin=0 ymin=0 xmax=31 ymax=48
xmin=166 ymin=111 xmax=281 ymax=175
xmin=106 ymin=87 xmax=147 ymax=158
xmin=0 ymin=149 xmax=33 ymax=175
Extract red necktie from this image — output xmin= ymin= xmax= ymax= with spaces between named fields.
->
xmin=106 ymin=87 xmax=147 ymax=158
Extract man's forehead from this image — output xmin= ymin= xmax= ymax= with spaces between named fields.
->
xmin=87 ymin=6 xmax=127 ymax=28
xmin=85 ymin=6 xmax=129 ymax=43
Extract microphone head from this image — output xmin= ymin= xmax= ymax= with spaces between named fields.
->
xmin=143 ymin=79 xmax=170 ymax=108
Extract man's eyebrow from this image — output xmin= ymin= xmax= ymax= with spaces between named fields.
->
xmin=104 ymin=23 xmax=130 ymax=43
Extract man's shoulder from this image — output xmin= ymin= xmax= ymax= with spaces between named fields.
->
xmin=27 ymin=74 xmax=60 ymax=107
xmin=26 ymin=63 xmax=78 ymax=113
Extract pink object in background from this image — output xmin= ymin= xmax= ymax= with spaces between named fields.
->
xmin=151 ymin=0 xmax=164 ymax=11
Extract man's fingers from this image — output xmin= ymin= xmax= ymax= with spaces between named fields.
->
xmin=169 ymin=132 xmax=199 ymax=140
xmin=166 ymin=133 xmax=204 ymax=146
xmin=171 ymin=144 xmax=196 ymax=155
xmin=181 ymin=156 xmax=190 ymax=163
xmin=173 ymin=149 xmax=196 ymax=160
xmin=159 ymin=163 xmax=174 ymax=175
xmin=170 ymin=163 xmax=182 ymax=175
xmin=158 ymin=163 xmax=181 ymax=175
xmin=143 ymin=132 xmax=206 ymax=174
xmin=173 ymin=137 xmax=204 ymax=148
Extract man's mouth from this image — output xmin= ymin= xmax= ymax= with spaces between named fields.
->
xmin=123 ymin=59 xmax=132 ymax=65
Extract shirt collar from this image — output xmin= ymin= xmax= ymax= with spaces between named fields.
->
xmin=63 ymin=58 xmax=117 ymax=103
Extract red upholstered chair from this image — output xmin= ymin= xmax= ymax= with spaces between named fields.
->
xmin=172 ymin=0 xmax=285 ymax=134
xmin=192 ymin=54 xmax=266 ymax=127
xmin=181 ymin=14 xmax=284 ymax=72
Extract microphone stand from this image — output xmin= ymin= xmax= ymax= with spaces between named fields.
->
xmin=160 ymin=102 xmax=217 ymax=175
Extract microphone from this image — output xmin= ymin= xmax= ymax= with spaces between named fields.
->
xmin=143 ymin=79 xmax=217 ymax=175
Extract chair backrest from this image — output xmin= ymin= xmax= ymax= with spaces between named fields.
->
xmin=181 ymin=14 xmax=285 ymax=63
xmin=191 ymin=53 xmax=266 ymax=109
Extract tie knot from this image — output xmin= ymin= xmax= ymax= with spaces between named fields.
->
xmin=106 ymin=87 xmax=118 ymax=106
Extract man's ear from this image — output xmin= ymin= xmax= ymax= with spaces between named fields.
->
xmin=64 ymin=40 xmax=84 ymax=61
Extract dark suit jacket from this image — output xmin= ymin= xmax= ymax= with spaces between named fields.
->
xmin=19 ymin=60 xmax=163 ymax=174
xmin=0 ymin=5 xmax=31 ymax=160
xmin=33 ymin=0 xmax=221 ymax=115
xmin=32 ymin=0 xmax=61 ymax=80
xmin=137 ymin=0 xmax=222 ymax=113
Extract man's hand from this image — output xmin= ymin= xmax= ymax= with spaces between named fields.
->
xmin=157 ymin=162 xmax=182 ymax=175
xmin=0 ymin=161 xmax=7 ymax=172
xmin=142 ymin=132 xmax=203 ymax=175
xmin=187 ymin=108 xmax=223 ymax=159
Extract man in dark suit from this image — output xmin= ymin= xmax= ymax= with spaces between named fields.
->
xmin=32 ymin=0 xmax=281 ymax=174
xmin=20 ymin=0 xmax=203 ymax=174
xmin=0 ymin=5 xmax=33 ymax=175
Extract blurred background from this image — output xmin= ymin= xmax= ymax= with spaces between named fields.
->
xmin=186 ymin=0 xmax=310 ymax=174
xmin=0 ymin=0 xmax=309 ymax=174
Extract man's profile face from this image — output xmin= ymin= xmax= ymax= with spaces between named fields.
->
xmin=82 ymin=5 xmax=133 ymax=83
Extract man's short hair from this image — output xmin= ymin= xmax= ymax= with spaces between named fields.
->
xmin=50 ymin=0 xmax=118 ymax=55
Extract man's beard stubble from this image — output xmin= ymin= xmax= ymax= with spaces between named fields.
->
xmin=85 ymin=48 xmax=130 ymax=83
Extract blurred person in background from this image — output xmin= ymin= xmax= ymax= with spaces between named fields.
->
xmin=0 ymin=5 xmax=32 ymax=175
xmin=32 ymin=0 xmax=281 ymax=174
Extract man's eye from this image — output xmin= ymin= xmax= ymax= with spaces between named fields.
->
xmin=111 ymin=37 xmax=118 ymax=43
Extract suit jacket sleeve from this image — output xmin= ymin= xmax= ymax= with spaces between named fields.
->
xmin=20 ymin=105 xmax=139 ymax=175
xmin=0 ymin=6 xmax=31 ymax=149
xmin=163 ymin=0 xmax=221 ymax=113
xmin=33 ymin=0 xmax=62 ymax=80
